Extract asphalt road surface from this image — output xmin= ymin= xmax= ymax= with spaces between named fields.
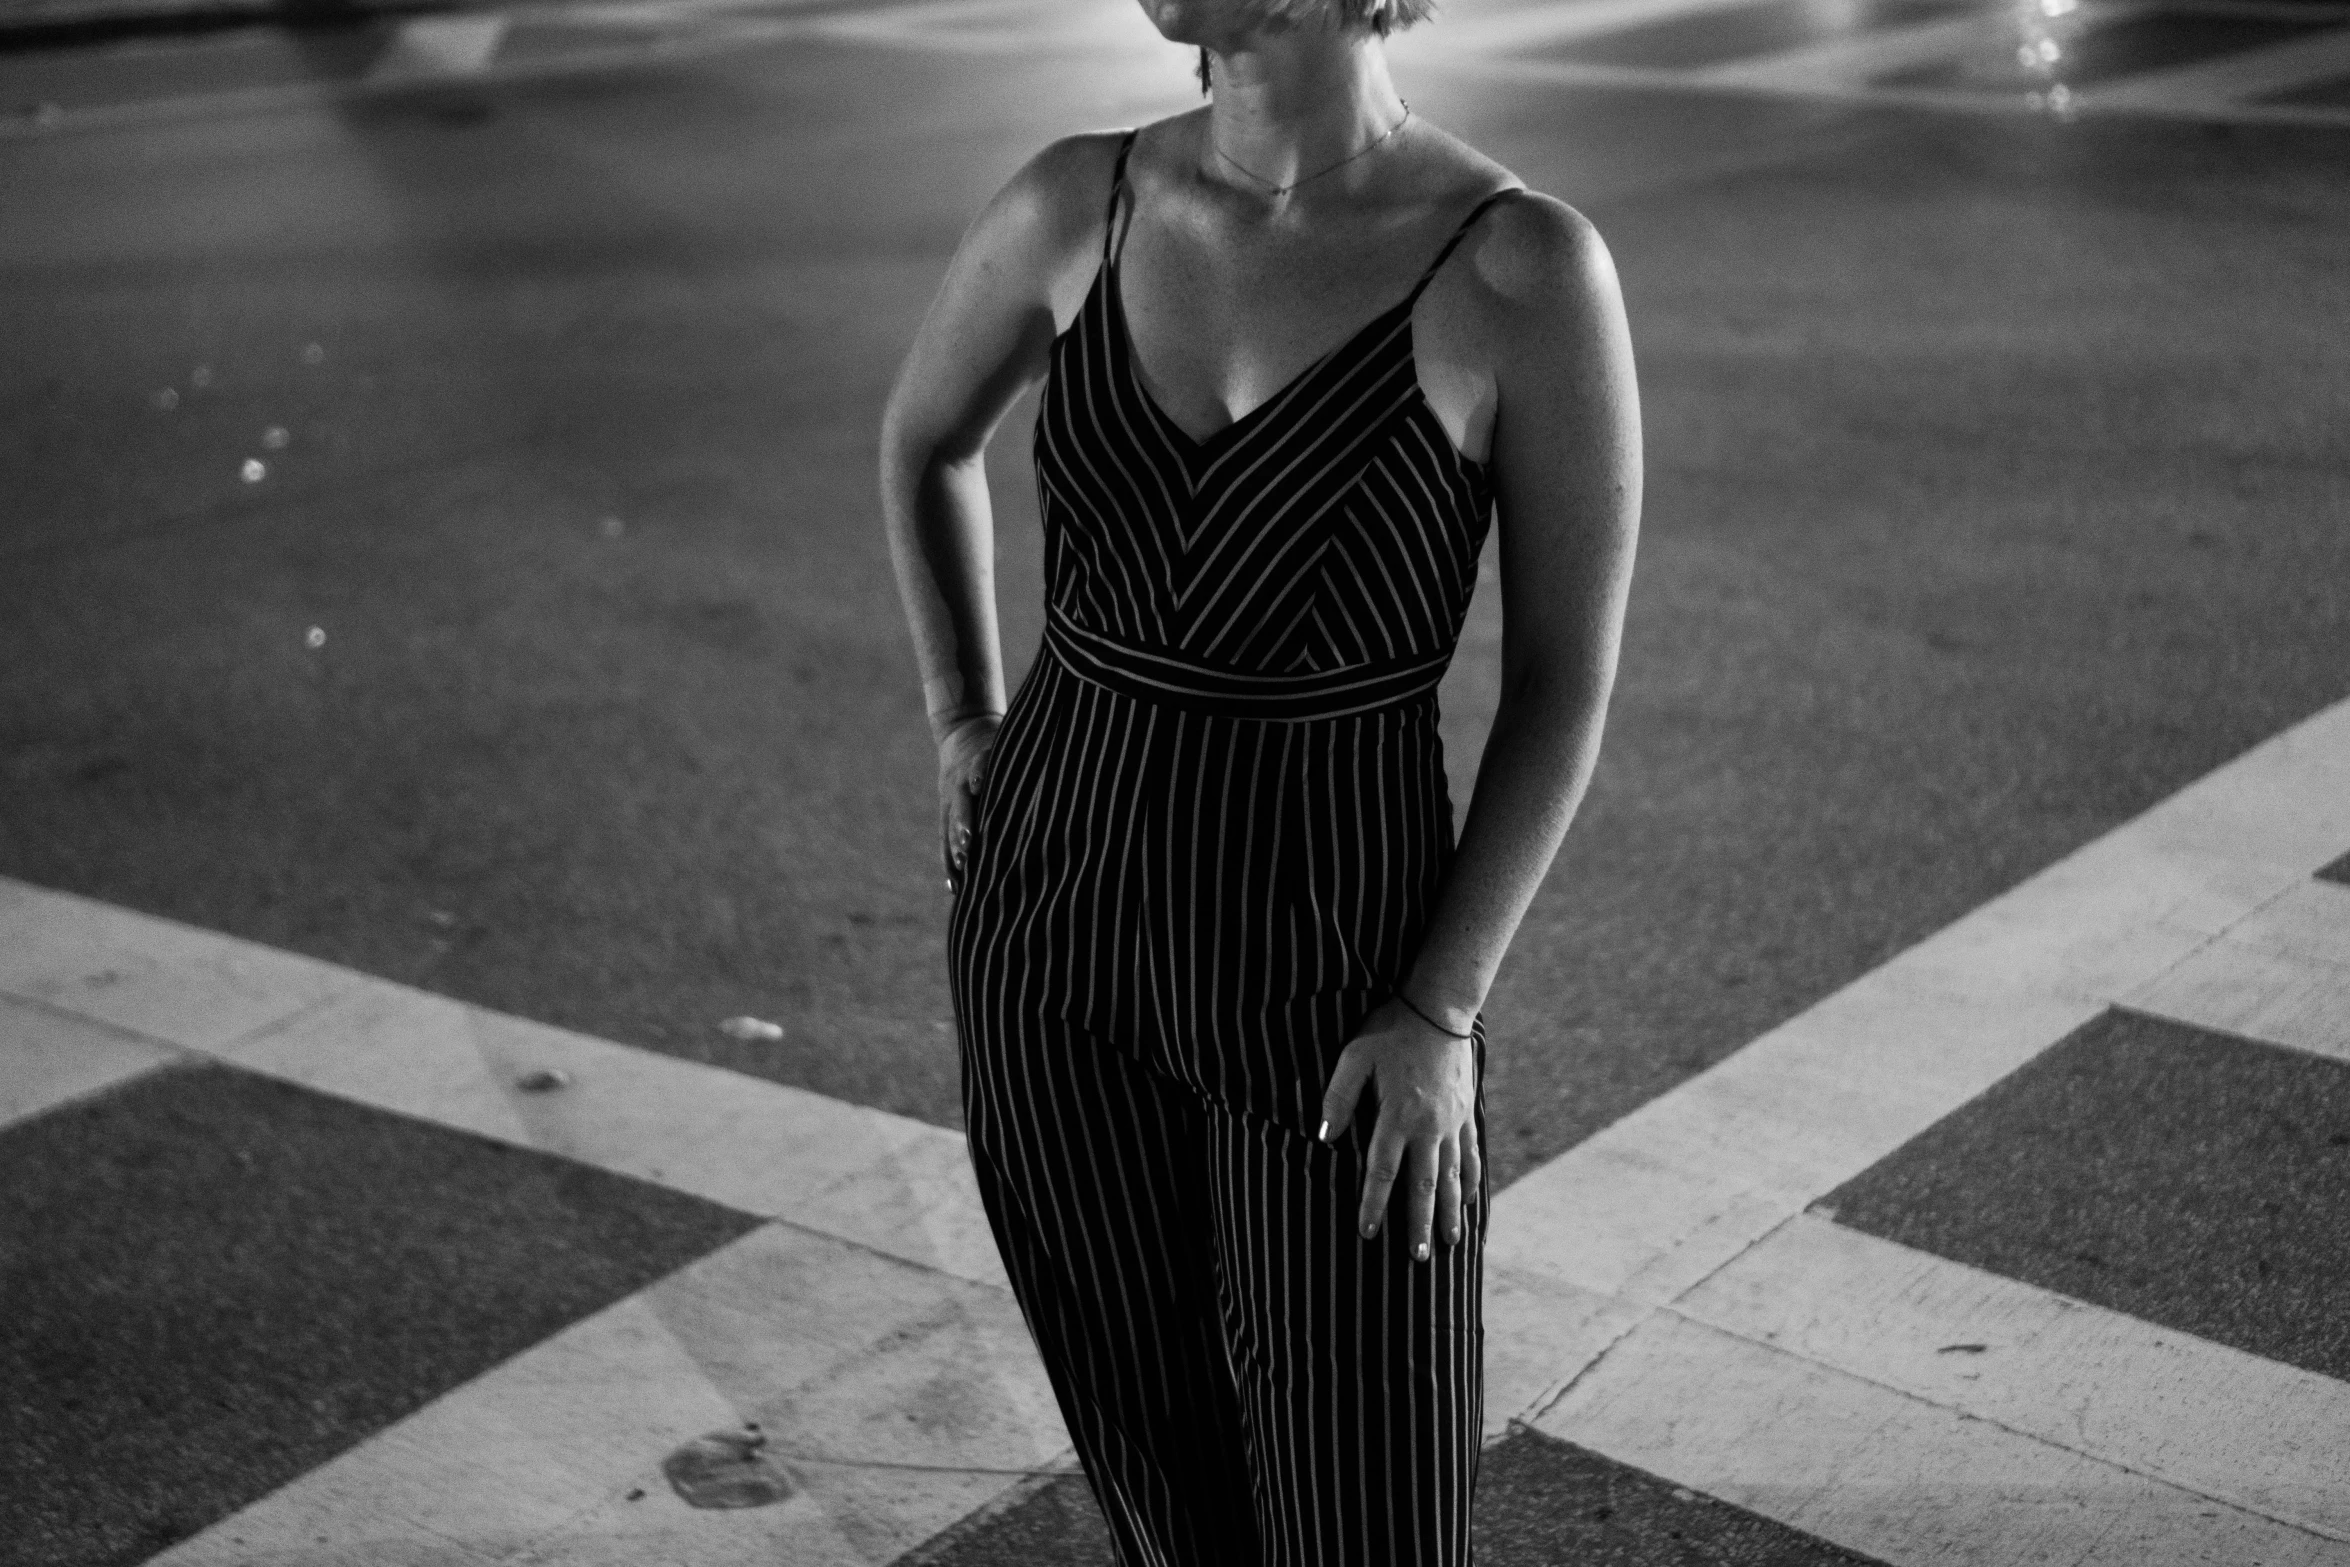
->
xmin=3 ymin=0 xmax=2348 ymax=1558
xmin=5 ymin=5 xmax=2344 ymax=1183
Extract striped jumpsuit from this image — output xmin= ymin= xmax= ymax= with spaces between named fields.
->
xmin=948 ymin=133 xmax=1514 ymax=1567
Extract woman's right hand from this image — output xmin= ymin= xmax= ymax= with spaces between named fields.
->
xmin=938 ymin=713 xmax=1002 ymax=895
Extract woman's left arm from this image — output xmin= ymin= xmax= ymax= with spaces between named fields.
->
xmin=1320 ymin=194 xmax=1642 ymax=1259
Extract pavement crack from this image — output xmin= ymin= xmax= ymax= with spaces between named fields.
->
xmin=1524 ymin=1306 xmax=1654 ymax=1429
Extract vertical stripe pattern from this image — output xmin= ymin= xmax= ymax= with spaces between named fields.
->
xmin=948 ymin=134 xmax=1512 ymax=1566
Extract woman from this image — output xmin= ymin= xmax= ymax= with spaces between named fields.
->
xmin=879 ymin=0 xmax=1639 ymax=1554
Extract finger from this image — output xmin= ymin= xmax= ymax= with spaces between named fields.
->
xmin=1460 ymin=1117 xmax=1484 ymax=1207
xmin=1317 ymin=1041 xmax=1372 ymax=1142
xmin=1404 ymin=1137 xmax=1439 ymax=1262
xmin=1357 ymin=1122 xmax=1406 ymax=1240
xmin=1436 ymin=1134 xmax=1462 ymax=1246
xmin=941 ymin=792 xmax=973 ymax=893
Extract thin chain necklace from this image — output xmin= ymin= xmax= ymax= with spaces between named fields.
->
xmin=1212 ymin=103 xmax=1412 ymax=197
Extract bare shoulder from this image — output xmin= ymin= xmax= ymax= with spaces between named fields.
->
xmin=1463 ymin=192 xmax=1623 ymax=348
xmin=964 ymin=129 xmax=1132 ymax=282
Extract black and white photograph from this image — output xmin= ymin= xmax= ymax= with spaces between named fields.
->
xmin=1 ymin=0 xmax=2345 ymax=1556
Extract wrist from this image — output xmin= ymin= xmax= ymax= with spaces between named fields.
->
xmin=931 ymin=709 xmax=1002 ymax=747
xmin=1394 ymin=985 xmax=1477 ymax=1040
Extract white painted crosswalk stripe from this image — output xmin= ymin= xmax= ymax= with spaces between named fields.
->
xmin=1 ymin=881 xmax=1059 ymax=1561
xmin=1531 ymin=1311 xmax=2349 ymax=1567
xmin=1688 ymin=13 xmax=2006 ymax=92
xmin=366 ymin=16 xmax=513 ymax=83
xmin=1394 ymin=0 xmax=2350 ymax=127
xmin=2128 ymin=879 xmax=2350 ymax=1066
xmin=1680 ymin=1215 xmax=2350 ymax=1540
xmin=153 ymin=1224 xmax=1064 ymax=1567
xmin=1485 ymin=700 xmax=2350 ymax=1559
xmin=0 ymin=993 xmax=176 ymax=1131
xmin=221 ymin=979 xmax=1007 ymax=1288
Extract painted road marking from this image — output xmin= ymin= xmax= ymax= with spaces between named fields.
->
xmin=2127 ymin=878 xmax=2350 ymax=1066
xmin=12 ymin=0 xmax=2350 ymax=140
xmin=1391 ymin=0 xmax=2350 ymax=127
xmin=1529 ymin=1310 xmax=2348 ymax=1567
xmin=223 ymin=979 xmax=1007 ymax=1289
xmin=0 ymin=878 xmax=1055 ymax=1562
xmin=366 ymin=15 xmax=512 ymax=83
xmin=154 ymin=1224 xmax=1066 ymax=1567
xmin=0 ymin=883 xmax=349 ymax=1052
xmin=1687 ymin=11 xmax=2005 ymax=92
xmin=780 ymin=0 xmax=2350 ymax=127
xmin=7 ymin=695 xmax=2348 ymax=1563
xmin=1492 ymin=697 xmax=2350 ymax=1312
xmin=0 ymin=992 xmax=175 ymax=1131
xmin=1682 ymin=1214 xmax=2350 ymax=1539
xmin=0 ymin=0 xmax=964 ymax=140
xmin=1484 ymin=697 xmax=2350 ymax=1558
xmin=0 ymin=879 xmax=1002 ymax=1289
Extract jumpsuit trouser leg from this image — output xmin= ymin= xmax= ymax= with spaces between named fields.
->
xmin=961 ymin=1009 xmax=1486 ymax=1567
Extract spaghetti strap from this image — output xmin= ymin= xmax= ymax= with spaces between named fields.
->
xmin=1102 ymin=129 xmax=1139 ymax=264
xmin=1404 ymin=186 xmax=1523 ymax=305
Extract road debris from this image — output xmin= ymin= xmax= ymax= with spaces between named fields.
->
xmin=662 ymin=1424 xmax=792 ymax=1509
xmin=720 ymin=1015 xmax=784 ymax=1043
xmin=514 ymin=1068 xmax=572 ymax=1092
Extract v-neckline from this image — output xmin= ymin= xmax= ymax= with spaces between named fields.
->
xmin=1107 ymin=254 xmax=1416 ymax=457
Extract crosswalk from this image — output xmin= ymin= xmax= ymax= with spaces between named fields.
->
xmin=1393 ymin=0 xmax=2350 ymax=126
xmin=7 ymin=697 xmax=2348 ymax=1563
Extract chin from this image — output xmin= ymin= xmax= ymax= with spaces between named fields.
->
xmin=1140 ymin=0 xmax=1207 ymax=43
xmin=1132 ymin=0 xmax=1231 ymax=45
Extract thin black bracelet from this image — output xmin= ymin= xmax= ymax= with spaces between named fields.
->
xmin=1395 ymin=990 xmax=1473 ymax=1041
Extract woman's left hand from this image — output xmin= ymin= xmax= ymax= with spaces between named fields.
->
xmin=1318 ymin=998 xmax=1481 ymax=1261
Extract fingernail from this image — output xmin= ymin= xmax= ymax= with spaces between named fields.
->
xmin=1317 ymin=1119 xmax=1330 ymax=1142
xmin=1362 ymin=1221 xmax=1377 ymax=1239
xmin=1413 ymin=1242 xmax=1430 ymax=1262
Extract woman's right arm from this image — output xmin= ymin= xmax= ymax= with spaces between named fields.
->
xmin=879 ymin=133 xmax=1123 ymax=889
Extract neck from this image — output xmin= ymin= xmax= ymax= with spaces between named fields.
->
xmin=1202 ymin=29 xmax=1403 ymax=196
